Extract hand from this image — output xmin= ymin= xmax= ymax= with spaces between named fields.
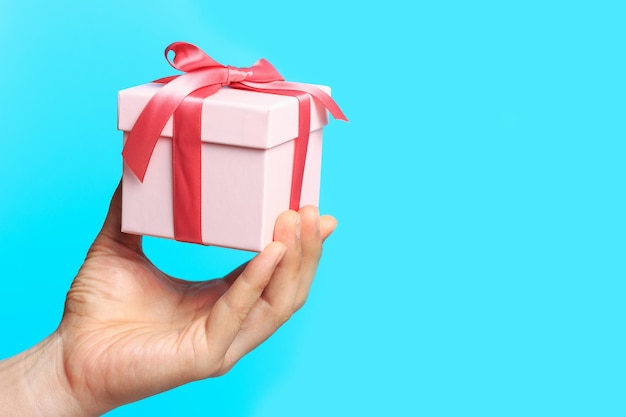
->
xmin=0 ymin=183 xmax=336 ymax=417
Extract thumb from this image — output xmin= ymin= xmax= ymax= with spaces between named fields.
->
xmin=91 ymin=181 xmax=143 ymax=254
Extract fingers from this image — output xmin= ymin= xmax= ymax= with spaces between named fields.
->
xmin=200 ymin=241 xmax=286 ymax=372
xmin=91 ymin=181 xmax=143 ymax=254
xmin=259 ymin=207 xmax=337 ymax=313
xmin=220 ymin=212 xmax=302 ymax=364
xmin=293 ymin=207 xmax=336 ymax=310
xmin=195 ymin=207 xmax=335 ymax=373
xmin=256 ymin=210 xmax=302 ymax=313
xmin=320 ymin=215 xmax=338 ymax=241
xmin=221 ymin=207 xmax=335 ymax=365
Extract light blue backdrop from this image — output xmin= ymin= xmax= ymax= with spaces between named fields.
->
xmin=1 ymin=1 xmax=625 ymax=416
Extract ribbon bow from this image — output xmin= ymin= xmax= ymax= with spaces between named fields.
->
xmin=122 ymin=42 xmax=347 ymax=244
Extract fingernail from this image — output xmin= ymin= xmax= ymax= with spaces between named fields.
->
xmin=275 ymin=244 xmax=288 ymax=264
xmin=295 ymin=215 xmax=301 ymax=240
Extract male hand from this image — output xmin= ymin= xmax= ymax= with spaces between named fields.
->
xmin=1 ymin=183 xmax=336 ymax=417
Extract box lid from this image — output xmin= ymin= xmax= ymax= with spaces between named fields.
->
xmin=118 ymin=83 xmax=330 ymax=150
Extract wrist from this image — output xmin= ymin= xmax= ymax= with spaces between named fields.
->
xmin=0 ymin=332 xmax=87 ymax=417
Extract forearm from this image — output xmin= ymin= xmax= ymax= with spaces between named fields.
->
xmin=0 ymin=333 xmax=86 ymax=417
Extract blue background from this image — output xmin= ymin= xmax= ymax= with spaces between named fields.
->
xmin=1 ymin=1 xmax=625 ymax=415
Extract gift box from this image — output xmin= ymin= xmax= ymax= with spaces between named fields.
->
xmin=117 ymin=42 xmax=346 ymax=252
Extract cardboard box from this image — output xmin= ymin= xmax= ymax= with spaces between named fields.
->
xmin=118 ymin=83 xmax=330 ymax=252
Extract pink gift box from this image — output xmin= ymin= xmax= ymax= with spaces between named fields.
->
xmin=118 ymin=83 xmax=331 ymax=252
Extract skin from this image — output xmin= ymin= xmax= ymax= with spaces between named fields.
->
xmin=0 ymin=184 xmax=337 ymax=416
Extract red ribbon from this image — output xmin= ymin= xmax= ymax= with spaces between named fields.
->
xmin=122 ymin=42 xmax=347 ymax=244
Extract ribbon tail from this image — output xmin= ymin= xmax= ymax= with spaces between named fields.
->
xmin=122 ymin=96 xmax=175 ymax=182
xmin=122 ymin=70 xmax=227 ymax=182
xmin=237 ymin=80 xmax=348 ymax=122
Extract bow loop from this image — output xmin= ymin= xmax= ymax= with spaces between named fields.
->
xmin=165 ymin=42 xmax=223 ymax=72
xmin=244 ymin=59 xmax=284 ymax=83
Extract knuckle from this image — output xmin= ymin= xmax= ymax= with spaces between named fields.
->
xmin=213 ymin=356 xmax=237 ymax=377
xmin=240 ymin=271 xmax=270 ymax=294
xmin=261 ymin=297 xmax=294 ymax=325
xmin=212 ymin=365 xmax=230 ymax=377
xmin=294 ymin=294 xmax=308 ymax=312
xmin=221 ymin=296 xmax=248 ymax=325
xmin=274 ymin=305 xmax=294 ymax=324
